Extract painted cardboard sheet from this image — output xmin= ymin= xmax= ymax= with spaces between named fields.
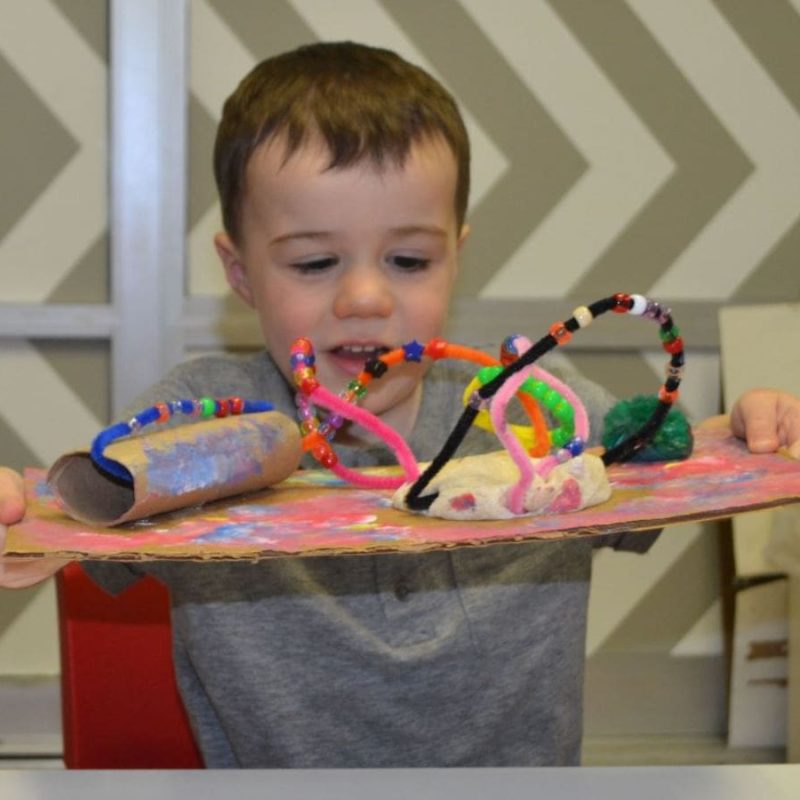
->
xmin=5 ymin=423 xmax=800 ymax=561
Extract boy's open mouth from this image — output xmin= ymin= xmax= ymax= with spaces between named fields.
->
xmin=328 ymin=344 xmax=391 ymax=376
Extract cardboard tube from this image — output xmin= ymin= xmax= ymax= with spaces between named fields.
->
xmin=47 ymin=411 xmax=302 ymax=526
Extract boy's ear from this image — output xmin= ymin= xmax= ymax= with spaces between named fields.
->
xmin=214 ymin=232 xmax=255 ymax=307
xmin=457 ymin=223 xmax=471 ymax=253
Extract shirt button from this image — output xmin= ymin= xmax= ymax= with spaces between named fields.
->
xmin=394 ymin=580 xmax=412 ymax=601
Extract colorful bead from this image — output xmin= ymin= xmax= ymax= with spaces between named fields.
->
xmin=292 ymin=338 xmax=314 ymax=355
xmin=229 ymin=396 xmax=244 ymax=415
xmin=327 ymin=414 xmax=344 ymax=430
xmin=364 ymin=358 xmax=389 ymax=378
xmin=565 ymin=437 xmax=585 ymax=457
xmin=663 ymin=337 xmax=684 ymax=355
xmin=572 ymin=306 xmax=593 ymax=329
xmin=659 ymin=324 xmax=680 ymax=343
xmin=301 ymin=430 xmax=325 ymax=453
xmin=612 ymin=293 xmax=632 ymax=313
xmin=549 ymin=321 xmax=572 ymax=345
xmin=666 ymin=364 xmax=684 ymax=380
xmin=628 ymin=294 xmax=648 ymax=316
xmin=658 ymin=386 xmax=680 ymax=403
xmin=293 ymin=367 xmax=315 ymax=387
xmin=553 ymin=399 xmax=574 ymax=424
xmin=300 ymin=377 xmax=320 ymax=395
xmin=542 ymin=388 xmax=562 ymax=410
xmin=555 ymin=448 xmax=572 ymax=463
xmin=155 ymin=403 xmax=171 ymax=423
xmin=656 ymin=307 xmax=673 ymax=325
xmin=316 ymin=446 xmax=338 ymax=469
xmin=402 ymin=339 xmax=426 ymax=362
xmin=467 ymin=390 xmax=486 ymax=410
xmin=424 ymin=338 xmax=449 ymax=360
xmin=500 ymin=335 xmax=522 ymax=365
xmin=347 ymin=379 xmax=367 ymax=398
xmin=643 ymin=300 xmax=662 ymax=321
xmin=215 ymin=399 xmax=230 ymax=418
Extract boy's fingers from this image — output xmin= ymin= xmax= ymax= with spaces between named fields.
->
xmin=745 ymin=417 xmax=780 ymax=453
xmin=732 ymin=390 xmax=800 ymax=457
xmin=0 ymin=468 xmax=26 ymax=525
xmin=730 ymin=391 xmax=780 ymax=453
xmin=0 ymin=557 xmax=69 ymax=588
xmin=782 ymin=407 xmax=800 ymax=459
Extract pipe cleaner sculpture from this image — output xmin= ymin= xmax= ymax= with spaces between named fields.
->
xmin=60 ymin=291 xmax=688 ymax=525
xmin=291 ymin=292 xmax=689 ymax=521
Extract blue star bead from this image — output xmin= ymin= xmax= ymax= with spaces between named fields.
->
xmin=402 ymin=339 xmax=425 ymax=362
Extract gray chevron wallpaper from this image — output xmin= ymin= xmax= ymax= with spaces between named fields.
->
xmin=1 ymin=0 xmax=799 ymax=748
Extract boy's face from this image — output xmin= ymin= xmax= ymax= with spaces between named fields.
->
xmin=215 ymin=134 xmax=468 ymax=431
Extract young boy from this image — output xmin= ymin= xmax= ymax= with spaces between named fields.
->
xmin=1 ymin=41 xmax=800 ymax=767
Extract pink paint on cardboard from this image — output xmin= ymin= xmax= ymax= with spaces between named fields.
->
xmin=6 ymin=425 xmax=800 ymax=561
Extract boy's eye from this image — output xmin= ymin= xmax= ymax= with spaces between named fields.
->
xmin=292 ymin=256 xmax=338 ymax=273
xmin=390 ymin=255 xmax=431 ymax=271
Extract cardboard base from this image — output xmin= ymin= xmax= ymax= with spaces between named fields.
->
xmin=6 ymin=425 xmax=800 ymax=561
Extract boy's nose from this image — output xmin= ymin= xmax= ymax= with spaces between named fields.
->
xmin=333 ymin=265 xmax=393 ymax=319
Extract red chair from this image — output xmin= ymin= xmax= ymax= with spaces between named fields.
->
xmin=56 ymin=562 xmax=204 ymax=768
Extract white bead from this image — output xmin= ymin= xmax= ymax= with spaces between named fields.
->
xmin=572 ymin=305 xmax=593 ymax=328
xmin=629 ymin=294 xmax=648 ymax=316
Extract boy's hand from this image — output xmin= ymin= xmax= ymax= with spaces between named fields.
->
xmin=729 ymin=389 xmax=800 ymax=459
xmin=0 ymin=467 xmax=68 ymax=588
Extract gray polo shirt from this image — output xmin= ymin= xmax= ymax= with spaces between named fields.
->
xmin=85 ymin=351 xmax=655 ymax=767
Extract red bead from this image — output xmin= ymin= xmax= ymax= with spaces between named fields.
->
xmin=292 ymin=337 xmax=314 ymax=355
xmin=612 ymin=293 xmax=631 ymax=313
xmin=215 ymin=399 xmax=230 ymax=417
xmin=317 ymin=447 xmax=338 ymax=469
xmin=312 ymin=440 xmax=337 ymax=468
xmin=155 ymin=402 xmax=170 ymax=423
xmin=302 ymin=431 xmax=324 ymax=453
xmin=500 ymin=351 xmax=515 ymax=366
xmin=659 ymin=386 xmax=680 ymax=403
xmin=300 ymin=377 xmax=320 ymax=395
xmin=424 ymin=338 xmax=449 ymax=360
xmin=500 ymin=337 xmax=519 ymax=366
xmin=663 ymin=337 xmax=684 ymax=355
xmin=229 ymin=396 xmax=244 ymax=415
xmin=549 ymin=321 xmax=572 ymax=345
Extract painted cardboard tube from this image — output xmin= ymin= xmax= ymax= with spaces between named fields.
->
xmin=47 ymin=411 xmax=302 ymax=526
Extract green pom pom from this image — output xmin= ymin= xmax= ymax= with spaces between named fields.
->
xmin=601 ymin=394 xmax=693 ymax=462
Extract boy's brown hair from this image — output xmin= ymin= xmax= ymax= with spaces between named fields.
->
xmin=214 ymin=41 xmax=470 ymax=244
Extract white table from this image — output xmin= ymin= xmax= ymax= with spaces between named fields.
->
xmin=1 ymin=765 xmax=799 ymax=800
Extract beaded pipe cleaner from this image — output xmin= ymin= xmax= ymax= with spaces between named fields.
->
xmin=292 ymin=338 xmax=554 ymax=471
xmin=291 ymin=338 xmax=585 ymax=490
xmin=90 ymin=397 xmax=274 ymax=482
xmin=489 ymin=334 xmax=590 ymax=515
xmin=404 ymin=292 xmax=684 ymax=512
xmin=463 ymin=336 xmax=589 ymax=456
xmin=291 ymin=338 xmax=419 ymax=489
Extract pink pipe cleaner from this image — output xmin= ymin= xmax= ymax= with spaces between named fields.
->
xmin=490 ymin=336 xmax=590 ymax=514
xmin=308 ymin=383 xmax=420 ymax=490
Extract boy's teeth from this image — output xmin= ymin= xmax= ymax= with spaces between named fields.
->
xmin=338 ymin=345 xmax=386 ymax=356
